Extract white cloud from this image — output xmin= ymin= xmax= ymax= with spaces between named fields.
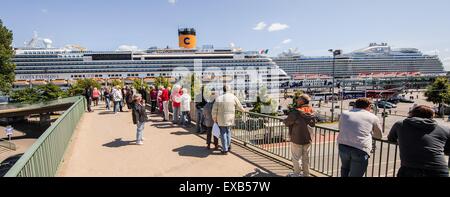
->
xmin=282 ymin=39 xmax=292 ymax=44
xmin=41 ymin=9 xmax=48 ymax=14
xmin=425 ymin=49 xmax=440 ymax=55
xmin=443 ymin=57 xmax=450 ymax=62
xmin=268 ymin=23 xmax=289 ymax=32
xmin=117 ymin=45 xmax=139 ymax=51
xmin=253 ymin=22 xmax=267 ymax=31
xmin=445 ymin=48 xmax=449 ymax=52
xmin=168 ymin=0 xmax=176 ymax=5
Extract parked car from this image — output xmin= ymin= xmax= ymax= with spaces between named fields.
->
xmin=376 ymin=101 xmax=397 ymax=109
xmin=386 ymin=98 xmax=400 ymax=104
xmin=0 ymin=154 xmax=23 ymax=177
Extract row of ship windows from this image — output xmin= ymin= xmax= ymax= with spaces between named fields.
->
xmin=16 ymin=61 xmax=272 ymax=67
xmin=280 ymin=66 xmax=443 ymax=70
xmin=13 ymin=59 xmax=271 ymax=64
xmin=15 ymin=65 xmax=275 ymax=71
xmin=277 ymin=61 xmax=441 ymax=65
xmin=69 ymin=72 xmax=265 ymax=78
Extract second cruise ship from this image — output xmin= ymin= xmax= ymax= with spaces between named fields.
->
xmin=273 ymin=43 xmax=445 ymax=80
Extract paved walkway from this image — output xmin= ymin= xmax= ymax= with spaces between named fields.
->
xmin=57 ymin=105 xmax=292 ymax=177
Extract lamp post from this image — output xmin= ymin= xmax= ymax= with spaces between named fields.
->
xmin=328 ymin=49 xmax=341 ymax=122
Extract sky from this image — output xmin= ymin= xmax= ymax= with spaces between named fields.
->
xmin=1 ymin=0 xmax=450 ymax=70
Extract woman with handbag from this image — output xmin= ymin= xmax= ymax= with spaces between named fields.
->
xmin=203 ymin=91 xmax=219 ymax=150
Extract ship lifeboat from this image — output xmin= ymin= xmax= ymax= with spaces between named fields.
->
xmin=13 ymin=80 xmax=29 ymax=87
xmin=31 ymin=79 xmax=47 ymax=86
xmin=50 ymin=79 xmax=68 ymax=86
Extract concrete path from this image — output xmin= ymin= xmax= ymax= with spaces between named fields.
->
xmin=57 ymin=105 xmax=291 ymax=177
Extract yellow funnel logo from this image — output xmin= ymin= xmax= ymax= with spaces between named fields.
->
xmin=179 ymin=35 xmax=196 ymax=49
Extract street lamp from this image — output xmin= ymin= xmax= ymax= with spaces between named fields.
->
xmin=328 ymin=49 xmax=342 ymax=122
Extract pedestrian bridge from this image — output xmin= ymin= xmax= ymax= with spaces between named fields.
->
xmin=4 ymin=96 xmax=402 ymax=177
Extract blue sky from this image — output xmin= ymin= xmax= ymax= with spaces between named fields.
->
xmin=1 ymin=0 xmax=450 ymax=70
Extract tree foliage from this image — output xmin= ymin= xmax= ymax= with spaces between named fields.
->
xmin=250 ymin=86 xmax=278 ymax=115
xmin=132 ymin=79 xmax=148 ymax=91
xmin=425 ymin=77 xmax=450 ymax=105
xmin=10 ymin=84 xmax=66 ymax=103
xmin=0 ymin=20 xmax=15 ymax=95
xmin=110 ymin=79 xmax=123 ymax=88
xmin=67 ymin=78 xmax=101 ymax=96
xmin=424 ymin=77 xmax=450 ymax=116
xmin=154 ymin=76 xmax=171 ymax=89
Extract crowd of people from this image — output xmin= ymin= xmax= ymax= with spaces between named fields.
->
xmin=83 ymin=84 xmax=449 ymax=177
xmin=283 ymin=95 xmax=450 ymax=177
xmin=83 ymin=84 xmax=246 ymax=155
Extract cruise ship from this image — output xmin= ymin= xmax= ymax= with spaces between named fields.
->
xmin=12 ymin=29 xmax=289 ymax=96
xmin=273 ymin=43 xmax=445 ymax=79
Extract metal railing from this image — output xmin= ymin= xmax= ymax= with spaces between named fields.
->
xmin=232 ymin=111 xmax=401 ymax=177
xmin=4 ymin=96 xmax=86 ymax=177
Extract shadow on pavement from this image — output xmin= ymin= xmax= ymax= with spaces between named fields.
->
xmin=151 ymin=123 xmax=179 ymax=129
xmin=170 ymin=131 xmax=194 ymax=135
xmin=172 ymin=145 xmax=222 ymax=158
xmin=102 ymin=138 xmax=136 ymax=148
xmin=98 ymin=111 xmax=116 ymax=115
xmin=243 ymin=168 xmax=280 ymax=177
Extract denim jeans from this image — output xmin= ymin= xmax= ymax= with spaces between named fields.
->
xmin=114 ymin=101 xmax=120 ymax=113
xmin=105 ymin=97 xmax=111 ymax=110
xmin=173 ymin=107 xmax=180 ymax=123
xmin=397 ymin=166 xmax=449 ymax=177
xmin=180 ymin=111 xmax=191 ymax=126
xmin=136 ymin=122 xmax=144 ymax=143
xmin=219 ymin=126 xmax=232 ymax=152
xmin=196 ymin=108 xmax=204 ymax=132
xmin=339 ymin=144 xmax=369 ymax=177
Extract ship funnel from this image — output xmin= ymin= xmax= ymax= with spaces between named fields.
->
xmin=178 ymin=28 xmax=197 ymax=49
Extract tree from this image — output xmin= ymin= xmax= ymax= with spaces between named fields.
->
xmin=250 ymin=86 xmax=278 ymax=116
xmin=154 ymin=76 xmax=171 ymax=89
xmin=38 ymin=83 xmax=67 ymax=101
xmin=425 ymin=77 xmax=450 ymax=116
xmin=10 ymin=87 xmax=41 ymax=103
xmin=67 ymin=78 xmax=100 ymax=96
xmin=10 ymin=84 xmax=66 ymax=103
xmin=132 ymin=79 xmax=148 ymax=91
xmin=0 ymin=20 xmax=15 ymax=95
xmin=110 ymin=79 xmax=123 ymax=88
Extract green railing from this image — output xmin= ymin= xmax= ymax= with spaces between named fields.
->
xmin=4 ymin=96 xmax=86 ymax=177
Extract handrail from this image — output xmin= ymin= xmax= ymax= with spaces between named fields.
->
xmin=232 ymin=111 xmax=401 ymax=177
xmin=4 ymin=96 xmax=86 ymax=177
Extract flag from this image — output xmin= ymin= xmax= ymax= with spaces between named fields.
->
xmin=260 ymin=49 xmax=269 ymax=54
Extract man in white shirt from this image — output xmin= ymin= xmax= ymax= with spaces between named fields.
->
xmin=337 ymin=98 xmax=383 ymax=177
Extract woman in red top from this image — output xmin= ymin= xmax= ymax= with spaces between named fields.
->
xmin=92 ymin=87 xmax=100 ymax=106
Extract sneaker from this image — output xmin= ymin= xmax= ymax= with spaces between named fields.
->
xmin=221 ymin=151 xmax=228 ymax=155
xmin=136 ymin=141 xmax=144 ymax=145
xmin=141 ymin=137 xmax=145 ymax=141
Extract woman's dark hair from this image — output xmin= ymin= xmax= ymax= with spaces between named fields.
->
xmin=409 ymin=105 xmax=434 ymax=119
xmin=354 ymin=98 xmax=371 ymax=109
